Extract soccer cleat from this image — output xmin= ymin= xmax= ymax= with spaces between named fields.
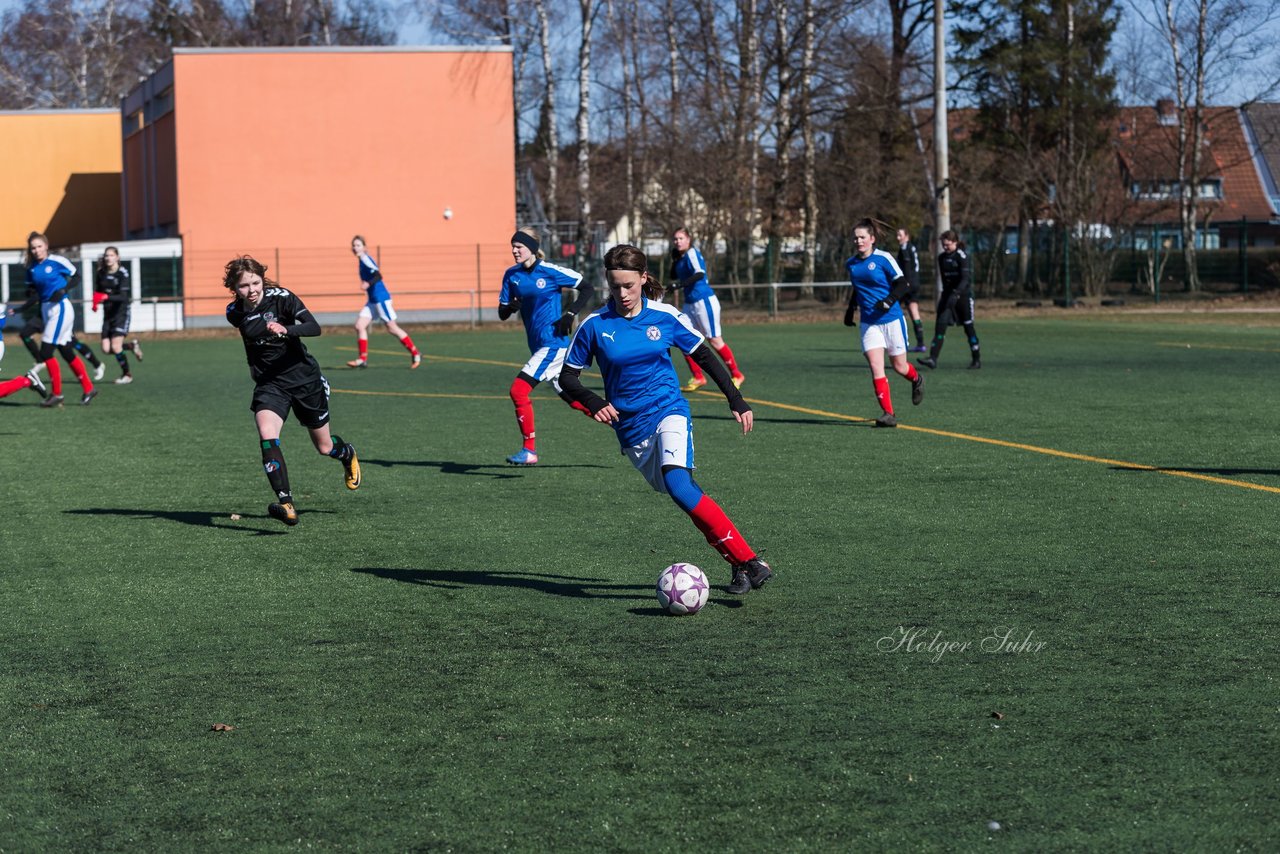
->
xmin=115 ymin=374 xmax=133 ymax=384
xmin=732 ymin=374 xmax=745 ymax=389
xmin=969 ymin=359 xmax=982 ymax=370
xmin=130 ymin=339 xmax=144 ymax=361
xmin=343 ymin=445 xmax=361 ymax=490
xmin=346 ymin=358 xmax=368 ymax=368
xmin=268 ymin=501 xmax=299 ymax=526
xmin=81 ymin=389 xmax=99 ymax=405
xmin=506 ymin=448 xmax=539 ymax=466
xmin=916 ymin=357 xmax=937 ymax=370
xmin=26 ymin=370 xmax=50 ymax=400
xmin=682 ymin=377 xmax=707 ymax=392
xmin=875 ymin=411 xmax=898 ymax=428
xmin=908 ymin=344 xmax=928 ymax=353
xmin=93 ymin=363 xmax=105 ymax=381
xmin=728 ymin=568 xmax=752 ymax=595
xmin=411 ymin=354 xmax=422 ymax=369
xmin=912 ymin=373 xmax=925 ymax=405
xmin=40 ymin=394 xmax=64 ymax=408
xmin=743 ymin=557 xmax=773 ymax=589
xmin=31 ymin=362 xmax=46 ymax=376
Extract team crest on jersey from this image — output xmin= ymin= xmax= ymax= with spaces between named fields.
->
xmin=868 ymin=262 xmax=877 ymax=271
xmin=44 ymin=265 xmax=53 ymax=274
xmin=536 ymin=278 xmax=547 ymax=289
xmin=646 ymin=325 xmax=661 ymax=341
xmin=263 ymin=311 xmax=277 ymax=324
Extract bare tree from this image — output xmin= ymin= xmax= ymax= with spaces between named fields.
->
xmin=534 ymin=0 xmax=559 ymax=222
xmin=1130 ymin=0 xmax=1280 ymax=290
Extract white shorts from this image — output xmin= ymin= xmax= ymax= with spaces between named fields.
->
xmin=625 ymin=413 xmax=695 ymax=493
xmin=684 ymin=294 xmax=723 ymax=339
xmin=860 ymin=317 xmax=908 ymax=356
xmin=42 ymin=299 xmax=75 ymax=347
xmin=359 ymin=298 xmax=397 ymax=324
xmin=522 ymin=346 xmax=567 ymax=392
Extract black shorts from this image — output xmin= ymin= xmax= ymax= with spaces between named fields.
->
xmin=103 ymin=305 xmax=131 ymax=337
xmin=251 ymin=376 xmax=331 ymax=429
xmin=937 ymin=290 xmax=975 ymax=327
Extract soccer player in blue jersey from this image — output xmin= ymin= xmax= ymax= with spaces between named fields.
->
xmin=345 ymin=236 xmax=421 ymax=369
xmin=917 ymin=229 xmax=981 ymax=370
xmin=843 ymin=219 xmax=925 ymax=428
xmin=667 ymin=228 xmax=746 ymax=391
xmin=559 ymin=244 xmax=773 ymax=595
xmin=224 ymin=255 xmax=360 ymax=527
xmin=15 ymin=232 xmax=97 ymax=406
xmin=0 ymin=308 xmax=51 ymax=402
xmin=497 ymin=229 xmax=594 ymax=465
xmin=896 ymin=227 xmax=928 ymax=352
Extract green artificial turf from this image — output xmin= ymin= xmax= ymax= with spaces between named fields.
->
xmin=1 ymin=314 xmax=1277 ymax=850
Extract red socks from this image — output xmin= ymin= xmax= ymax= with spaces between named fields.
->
xmin=400 ymin=335 xmax=419 ymax=356
xmin=69 ymin=356 xmax=93 ymax=393
xmin=902 ymin=364 xmax=919 ymax=382
xmin=46 ymin=358 xmax=62 ymax=396
xmin=510 ymin=376 xmax=536 ymax=451
xmin=357 ymin=338 xmax=369 ymax=360
xmin=688 ymin=495 xmax=756 ymax=564
xmin=0 ymin=375 xmax=32 ymax=398
xmin=873 ymin=375 xmax=892 ymax=414
xmin=716 ymin=343 xmax=740 ymax=377
xmin=684 ymin=354 xmax=705 ymax=382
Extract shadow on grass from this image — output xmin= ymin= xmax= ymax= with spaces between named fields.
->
xmin=352 ymin=566 xmax=651 ymax=599
xmin=1111 ymin=465 xmax=1280 ymax=477
xmin=62 ymin=507 xmax=320 ymax=535
xmin=627 ymin=597 xmax=745 ymax=617
xmin=360 ymin=458 xmax=609 ymax=478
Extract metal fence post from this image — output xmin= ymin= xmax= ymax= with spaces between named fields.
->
xmin=769 ymin=283 xmax=777 ymax=319
xmin=475 ymin=243 xmax=483 ymax=325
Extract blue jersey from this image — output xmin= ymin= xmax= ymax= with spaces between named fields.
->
xmin=26 ymin=254 xmax=76 ymax=303
xmin=672 ymin=246 xmax=714 ymax=302
xmin=357 ymin=253 xmax=391 ymax=304
xmin=565 ymin=296 xmax=705 ymax=448
xmin=845 ymin=249 xmax=905 ymax=325
xmin=499 ymin=261 xmax=585 ymax=352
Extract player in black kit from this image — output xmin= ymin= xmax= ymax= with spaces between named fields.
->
xmin=917 ymin=229 xmax=981 ymax=370
xmin=224 ymin=255 xmax=361 ymax=526
xmin=92 ymin=246 xmax=144 ymax=383
xmin=895 ymin=227 xmax=928 ymax=352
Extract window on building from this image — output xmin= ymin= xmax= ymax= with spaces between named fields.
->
xmin=139 ymin=257 xmax=183 ymax=299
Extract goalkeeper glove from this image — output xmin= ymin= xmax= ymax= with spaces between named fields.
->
xmin=553 ymin=312 xmax=574 ymax=338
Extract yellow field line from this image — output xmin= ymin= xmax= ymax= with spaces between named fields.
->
xmin=709 ymin=391 xmax=1280 ymax=495
xmin=331 ymin=348 xmax=1279 ymax=496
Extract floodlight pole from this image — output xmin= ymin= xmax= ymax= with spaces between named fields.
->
xmin=933 ymin=0 xmax=951 ymax=256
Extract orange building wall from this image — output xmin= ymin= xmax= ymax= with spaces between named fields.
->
xmin=169 ymin=49 xmax=517 ymax=318
xmin=0 ymin=110 xmax=121 ymax=248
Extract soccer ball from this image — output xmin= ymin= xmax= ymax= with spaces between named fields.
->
xmin=656 ymin=563 xmax=710 ymax=615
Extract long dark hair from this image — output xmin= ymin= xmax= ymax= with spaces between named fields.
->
xmin=604 ymin=244 xmax=664 ymax=300
xmin=24 ymin=230 xmax=49 ymax=266
xmin=223 ymin=255 xmax=278 ymax=291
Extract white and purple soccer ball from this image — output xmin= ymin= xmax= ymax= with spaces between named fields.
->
xmin=656 ymin=563 xmax=710 ymax=615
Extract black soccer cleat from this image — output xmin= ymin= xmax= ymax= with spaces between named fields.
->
xmin=268 ymin=502 xmax=299 ymax=526
xmin=743 ymin=557 xmax=773 ymax=589
xmin=911 ymin=373 xmax=924 ymax=405
xmin=728 ymin=568 xmax=752 ymax=595
xmin=969 ymin=359 xmax=982 ymax=370
xmin=916 ymin=357 xmax=937 ymax=370
xmin=40 ymin=394 xmax=64 ymax=408
xmin=26 ymin=370 xmax=50 ymax=400
xmin=81 ymin=389 xmax=99 ymax=406
xmin=875 ymin=411 xmax=898 ymax=428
